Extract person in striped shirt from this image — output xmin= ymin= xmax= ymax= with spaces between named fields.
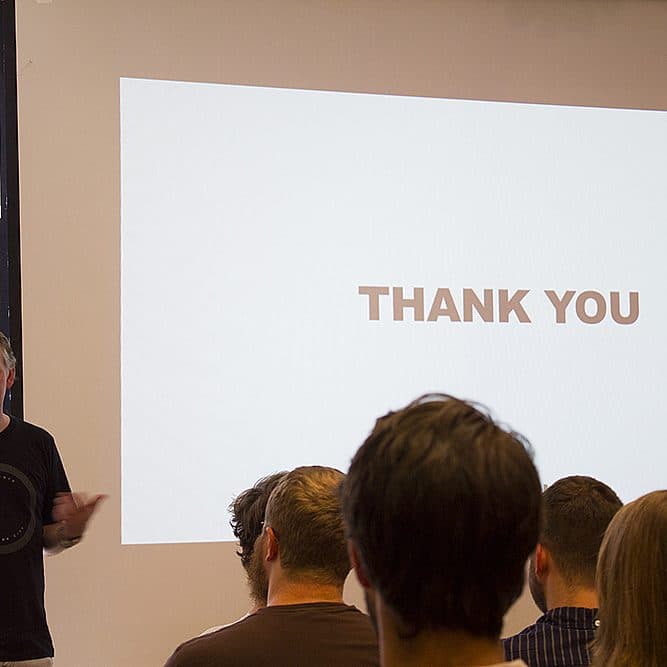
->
xmin=504 ymin=476 xmax=622 ymax=667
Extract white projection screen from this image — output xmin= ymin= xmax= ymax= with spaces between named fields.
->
xmin=121 ymin=78 xmax=666 ymax=545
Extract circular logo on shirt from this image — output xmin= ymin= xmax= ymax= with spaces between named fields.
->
xmin=0 ymin=463 xmax=37 ymax=554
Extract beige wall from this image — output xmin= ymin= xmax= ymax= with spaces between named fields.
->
xmin=14 ymin=1 xmax=667 ymax=665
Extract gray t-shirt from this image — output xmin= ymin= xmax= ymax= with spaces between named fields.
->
xmin=164 ymin=602 xmax=379 ymax=667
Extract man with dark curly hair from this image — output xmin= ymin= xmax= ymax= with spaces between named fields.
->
xmin=229 ymin=471 xmax=288 ymax=612
xmin=200 ymin=472 xmax=287 ymax=635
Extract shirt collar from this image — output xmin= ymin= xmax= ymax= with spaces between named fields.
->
xmin=538 ymin=606 xmax=598 ymax=630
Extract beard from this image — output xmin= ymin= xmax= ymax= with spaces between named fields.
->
xmin=246 ymin=536 xmax=269 ymax=607
xmin=528 ymin=557 xmax=547 ymax=613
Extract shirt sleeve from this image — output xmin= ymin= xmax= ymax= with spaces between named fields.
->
xmin=42 ymin=435 xmax=72 ymax=526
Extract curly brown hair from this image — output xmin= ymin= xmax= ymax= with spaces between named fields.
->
xmin=229 ymin=472 xmax=287 ymax=568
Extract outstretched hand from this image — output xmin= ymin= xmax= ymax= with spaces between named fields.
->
xmin=52 ymin=492 xmax=106 ymax=539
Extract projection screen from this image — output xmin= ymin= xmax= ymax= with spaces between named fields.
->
xmin=121 ymin=78 xmax=666 ymax=545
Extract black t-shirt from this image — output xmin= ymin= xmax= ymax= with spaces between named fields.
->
xmin=0 ymin=417 xmax=70 ymax=661
xmin=164 ymin=602 xmax=380 ymax=667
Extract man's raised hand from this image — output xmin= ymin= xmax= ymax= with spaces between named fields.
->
xmin=52 ymin=492 xmax=106 ymax=539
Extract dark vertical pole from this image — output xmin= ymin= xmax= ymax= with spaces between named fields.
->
xmin=0 ymin=0 xmax=23 ymax=418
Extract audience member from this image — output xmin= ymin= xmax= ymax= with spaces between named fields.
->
xmin=342 ymin=393 xmax=542 ymax=667
xmin=592 ymin=489 xmax=667 ymax=667
xmin=165 ymin=465 xmax=379 ymax=666
xmin=504 ymin=475 xmax=622 ymax=666
xmin=200 ymin=471 xmax=287 ymax=635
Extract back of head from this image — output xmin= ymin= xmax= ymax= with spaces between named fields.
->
xmin=541 ymin=476 xmax=622 ymax=589
xmin=342 ymin=394 xmax=542 ymax=638
xmin=594 ymin=490 xmax=667 ymax=667
xmin=264 ymin=465 xmax=350 ymax=586
xmin=230 ymin=472 xmax=288 ymax=569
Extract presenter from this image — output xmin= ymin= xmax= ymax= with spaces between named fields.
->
xmin=0 ymin=333 xmax=104 ymax=666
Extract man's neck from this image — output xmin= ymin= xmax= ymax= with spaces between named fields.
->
xmin=381 ymin=628 xmax=505 ymax=667
xmin=267 ymin=577 xmax=344 ymax=607
xmin=547 ymin=582 xmax=598 ymax=611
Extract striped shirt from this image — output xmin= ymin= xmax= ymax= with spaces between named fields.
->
xmin=503 ymin=607 xmax=598 ymax=667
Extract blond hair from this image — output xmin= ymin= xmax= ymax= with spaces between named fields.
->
xmin=264 ymin=466 xmax=349 ymax=586
xmin=0 ymin=332 xmax=16 ymax=371
xmin=593 ymin=490 xmax=667 ymax=667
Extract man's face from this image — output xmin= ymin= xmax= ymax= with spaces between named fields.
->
xmin=528 ymin=554 xmax=547 ymax=613
xmin=245 ymin=532 xmax=269 ymax=606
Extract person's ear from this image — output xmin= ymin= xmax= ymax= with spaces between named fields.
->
xmin=265 ymin=527 xmax=279 ymax=562
xmin=535 ymin=543 xmax=549 ymax=581
xmin=347 ymin=539 xmax=371 ymax=589
xmin=6 ymin=368 xmax=14 ymax=390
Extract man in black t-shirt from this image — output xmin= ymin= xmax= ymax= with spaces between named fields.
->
xmin=0 ymin=333 xmax=104 ymax=664
xmin=164 ymin=466 xmax=379 ymax=667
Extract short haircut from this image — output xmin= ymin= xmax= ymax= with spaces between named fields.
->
xmin=0 ymin=332 xmax=16 ymax=371
xmin=594 ymin=490 xmax=667 ymax=667
xmin=342 ymin=394 xmax=542 ymax=639
xmin=264 ymin=465 xmax=350 ymax=586
xmin=541 ymin=476 xmax=622 ymax=588
xmin=229 ymin=472 xmax=287 ymax=569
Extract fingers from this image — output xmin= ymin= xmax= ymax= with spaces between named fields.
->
xmin=84 ymin=494 xmax=107 ymax=513
xmin=53 ymin=492 xmax=107 ymax=520
xmin=52 ymin=493 xmax=76 ymax=522
xmin=51 ymin=492 xmax=107 ymax=538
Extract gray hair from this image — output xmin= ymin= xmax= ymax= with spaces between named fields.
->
xmin=0 ymin=332 xmax=17 ymax=371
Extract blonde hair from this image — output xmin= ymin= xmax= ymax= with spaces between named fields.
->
xmin=264 ymin=466 xmax=349 ymax=585
xmin=593 ymin=490 xmax=667 ymax=667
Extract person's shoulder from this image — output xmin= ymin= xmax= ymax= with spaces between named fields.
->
xmin=165 ymin=622 xmax=247 ymax=667
xmin=10 ymin=417 xmax=55 ymax=441
xmin=502 ymin=622 xmax=539 ymax=662
xmin=308 ymin=604 xmax=378 ymax=644
xmin=336 ymin=604 xmax=376 ymax=626
xmin=313 ymin=602 xmax=370 ymax=618
xmin=503 ymin=620 xmax=539 ymax=642
xmin=165 ymin=613 xmax=272 ymax=666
